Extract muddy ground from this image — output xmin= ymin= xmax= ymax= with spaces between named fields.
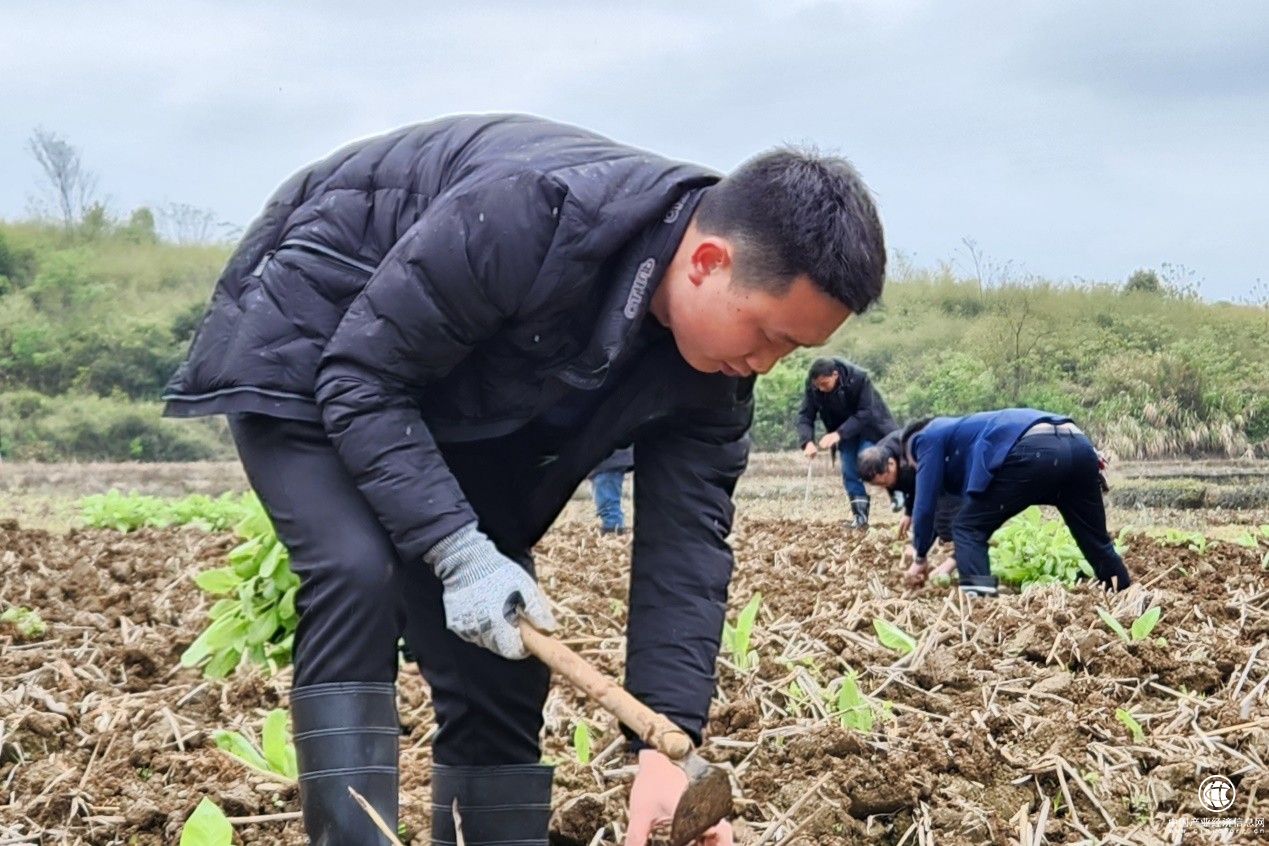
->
xmin=2 ymin=517 xmax=1268 ymax=844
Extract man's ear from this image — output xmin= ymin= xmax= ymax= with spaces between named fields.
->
xmin=688 ymin=237 xmax=731 ymax=286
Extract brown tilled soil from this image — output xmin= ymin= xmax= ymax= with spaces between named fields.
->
xmin=2 ymin=518 xmax=1268 ymax=844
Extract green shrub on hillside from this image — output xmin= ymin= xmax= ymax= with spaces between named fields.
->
xmin=1108 ymin=479 xmax=1208 ymax=509
xmin=0 ymin=390 xmax=229 ymax=461
xmin=1201 ymin=483 xmax=1269 ymax=511
xmin=893 ymin=351 xmax=997 ymax=419
xmin=751 ymin=352 xmax=812 ymax=450
xmin=1 ymin=217 xmax=1265 ymax=460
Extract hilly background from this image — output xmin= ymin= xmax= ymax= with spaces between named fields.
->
xmin=1 ymin=216 xmax=1266 ymax=462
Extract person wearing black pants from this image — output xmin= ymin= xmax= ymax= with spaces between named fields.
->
xmin=229 ymin=412 xmax=556 ymax=843
xmin=162 ymin=115 xmax=887 ymax=845
xmin=902 ymin=410 xmax=1131 ymax=596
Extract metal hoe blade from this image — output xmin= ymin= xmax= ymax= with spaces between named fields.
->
xmin=668 ymin=754 xmax=733 ymax=846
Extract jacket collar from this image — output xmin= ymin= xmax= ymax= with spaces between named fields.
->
xmin=555 ymin=184 xmax=709 ymax=390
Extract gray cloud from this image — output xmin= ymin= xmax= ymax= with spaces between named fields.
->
xmin=1 ymin=0 xmax=1264 ymax=299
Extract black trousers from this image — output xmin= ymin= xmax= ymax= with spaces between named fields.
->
xmin=932 ymin=493 xmax=960 ymax=544
xmin=952 ymin=431 xmax=1131 ymax=590
xmin=227 ymin=335 xmax=750 ymax=767
xmin=229 ymin=412 xmax=560 ymax=766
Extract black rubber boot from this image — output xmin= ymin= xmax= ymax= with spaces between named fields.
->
xmin=431 ymin=763 xmax=553 ymax=846
xmin=849 ymin=497 xmax=871 ymax=529
xmin=291 ymin=682 xmax=399 ymax=845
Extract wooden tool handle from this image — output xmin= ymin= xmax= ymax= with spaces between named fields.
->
xmin=520 ymin=621 xmax=692 ymax=760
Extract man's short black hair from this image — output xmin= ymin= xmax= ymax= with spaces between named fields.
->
xmin=856 ymin=445 xmax=892 ymax=482
xmin=809 ymin=358 xmax=837 ymax=380
xmin=695 ymin=146 xmax=886 ymax=315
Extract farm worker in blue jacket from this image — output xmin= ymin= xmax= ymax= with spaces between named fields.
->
xmin=857 ymin=430 xmax=961 ymax=581
xmin=900 ymin=409 xmax=1131 ymax=596
xmin=163 ymin=115 xmax=886 ymax=846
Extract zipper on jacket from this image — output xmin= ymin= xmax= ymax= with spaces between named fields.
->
xmin=250 ymin=251 xmax=275 ymax=277
xmin=278 ymin=238 xmax=379 ymax=275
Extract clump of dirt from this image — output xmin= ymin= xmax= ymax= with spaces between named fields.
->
xmin=2 ymin=519 xmax=1267 ymax=844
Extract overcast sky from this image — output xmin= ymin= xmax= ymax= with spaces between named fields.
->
xmin=3 ymin=0 xmax=1266 ymax=300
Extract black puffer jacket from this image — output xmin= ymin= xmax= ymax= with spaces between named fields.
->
xmin=165 ymin=116 xmax=750 ymax=742
xmin=794 ymin=358 xmax=897 ymax=447
xmin=166 ymin=115 xmax=715 ymax=428
xmin=164 ymin=114 xmax=722 ymax=559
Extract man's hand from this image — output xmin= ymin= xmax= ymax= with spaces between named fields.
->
xmin=424 ymin=523 xmax=557 ymax=659
xmin=802 ymin=442 xmax=818 ymax=459
xmin=902 ymin=545 xmax=927 ymax=588
xmin=898 ymin=515 xmax=912 ymax=537
xmin=625 ymin=750 xmax=733 ymax=846
xmin=817 ymin=432 xmax=841 ymax=450
xmin=930 ymin=556 xmax=957 ymax=580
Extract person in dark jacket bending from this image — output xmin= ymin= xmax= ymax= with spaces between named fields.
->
xmin=857 ymin=431 xmax=961 ymax=583
xmin=589 ymin=446 xmax=634 ymax=534
xmin=163 ymin=115 xmax=886 ymax=846
xmin=795 ymin=357 xmax=898 ymax=528
xmin=901 ymin=409 xmax=1132 ymax=597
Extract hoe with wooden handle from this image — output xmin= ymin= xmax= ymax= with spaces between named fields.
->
xmin=519 ymin=621 xmax=732 ymax=846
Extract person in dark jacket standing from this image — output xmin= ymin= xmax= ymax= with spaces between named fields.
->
xmin=589 ymin=446 xmax=634 ymax=534
xmin=901 ymin=409 xmax=1132 ymax=597
xmin=163 ymin=115 xmax=886 ymax=846
xmin=795 ymin=357 xmax=897 ymax=528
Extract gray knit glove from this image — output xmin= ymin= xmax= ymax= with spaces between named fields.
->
xmin=424 ymin=523 xmax=557 ymax=659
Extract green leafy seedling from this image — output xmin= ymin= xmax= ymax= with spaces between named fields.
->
xmin=784 ymin=680 xmax=810 ymax=717
xmin=989 ymin=507 xmax=1095 ymax=589
xmin=180 ymin=798 xmax=233 ymax=846
xmin=1130 ymin=607 xmax=1162 ymax=641
xmin=722 ymin=593 xmax=762 ymax=670
xmin=1097 ymin=609 xmax=1130 ymax=643
xmin=1099 ymin=607 xmax=1162 ymax=643
xmin=82 ymin=491 xmax=252 ymax=533
xmin=1157 ymin=528 xmax=1207 ymax=554
xmin=1232 ymin=531 xmax=1259 ymax=549
xmin=1115 ymin=708 xmax=1145 ymax=743
xmin=572 ymin=720 xmax=593 ymax=765
xmin=835 ymin=672 xmax=874 ymax=733
xmin=183 ymin=495 xmax=300 ymax=678
xmin=873 ymin=618 xmax=916 ymax=656
xmin=261 ymin=709 xmax=298 ymax=779
xmin=0 ymin=606 xmax=47 ymax=639
xmin=214 ymin=709 xmax=297 ymax=781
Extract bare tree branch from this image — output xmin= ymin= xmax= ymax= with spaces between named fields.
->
xmin=27 ymin=127 xmax=98 ymax=230
xmin=157 ymin=202 xmax=220 ymax=244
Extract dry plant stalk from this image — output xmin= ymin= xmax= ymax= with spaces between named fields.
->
xmin=347 ymin=786 xmax=404 ymax=846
